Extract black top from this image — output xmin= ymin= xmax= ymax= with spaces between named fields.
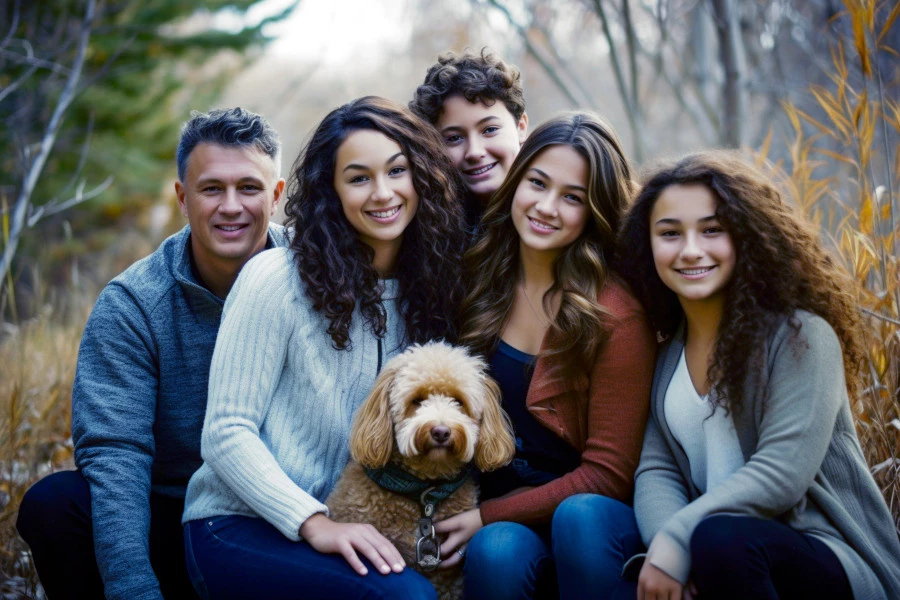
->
xmin=478 ymin=340 xmax=581 ymax=501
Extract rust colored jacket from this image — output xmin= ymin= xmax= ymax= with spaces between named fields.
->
xmin=479 ymin=279 xmax=656 ymax=525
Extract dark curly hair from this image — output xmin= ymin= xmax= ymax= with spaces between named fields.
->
xmin=283 ymin=96 xmax=468 ymax=350
xmin=617 ymin=150 xmax=866 ymax=411
xmin=461 ymin=112 xmax=634 ymax=379
xmin=409 ymin=48 xmax=525 ymax=125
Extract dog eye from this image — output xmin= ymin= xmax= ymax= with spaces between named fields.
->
xmin=411 ymin=397 xmax=423 ymax=406
xmin=449 ymin=397 xmax=461 ymax=406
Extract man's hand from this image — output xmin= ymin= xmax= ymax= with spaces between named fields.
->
xmin=299 ymin=513 xmax=405 ymax=576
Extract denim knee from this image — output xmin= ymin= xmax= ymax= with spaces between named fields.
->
xmin=465 ymin=522 xmax=551 ymax=600
xmin=552 ymin=494 xmax=642 ymax=600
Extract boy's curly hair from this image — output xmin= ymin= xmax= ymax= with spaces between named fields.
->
xmin=409 ymin=48 xmax=525 ymax=124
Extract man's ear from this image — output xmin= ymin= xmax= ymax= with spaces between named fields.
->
xmin=175 ymin=181 xmax=188 ymax=218
xmin=271 ymin=178 xmax=286 ymax=215
xmin=517 ymin=112 xmax=529 ymax=144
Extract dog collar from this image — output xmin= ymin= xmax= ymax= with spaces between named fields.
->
xmin=363 ymin=463 xmax=471 ymax=514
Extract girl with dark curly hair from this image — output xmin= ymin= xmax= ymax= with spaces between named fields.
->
xmin=433 ymin=112 xmax=656 ymax=600
xmin=616 ymin=150 xmax=900 ymax=600
xmin=182 ymin=96 xmax=468 ymax=600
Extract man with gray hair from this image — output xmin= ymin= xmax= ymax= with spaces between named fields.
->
xmin=17 ymin=107 xmax=288 ymax=600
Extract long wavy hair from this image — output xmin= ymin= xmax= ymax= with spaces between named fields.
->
xmin=460 ymin=112 xmax=634 ymax=377
xmin=618 ymin=150 xmax=866 ymax=411
xmin=283 ymin=96 xmax=468 ymax=350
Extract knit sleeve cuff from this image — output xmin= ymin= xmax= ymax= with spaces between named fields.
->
xmin=646 ymin=532 xmax=691 ymax=584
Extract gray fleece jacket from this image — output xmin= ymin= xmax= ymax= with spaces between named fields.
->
xmin=72 ymin=224 xmax=288 ymax=600
xmin=634 ymin=310 xmax=900 ymax=600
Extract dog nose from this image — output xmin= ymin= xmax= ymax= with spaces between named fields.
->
xmin=431 ymin=426 xmax=451 ymax=444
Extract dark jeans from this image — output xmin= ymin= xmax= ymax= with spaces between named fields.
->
xmin=15 ymin=470 xmax=197 ymax=599
xmin=689 ymin=515 xmax=853 ymax=599
xmin=184 ymin=515 xmax=438 ymax=600
xmin=612 ymin=514 xmax=854 ymax=600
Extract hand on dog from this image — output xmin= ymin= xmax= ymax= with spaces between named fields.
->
xmin=435 ymin=508 xmax=483 ymax=568
xmin=299 ymin=513 xmax=406 ymax=576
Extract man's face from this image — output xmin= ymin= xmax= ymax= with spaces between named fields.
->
xmin=175 ymin=143 xmax=284 ymax=276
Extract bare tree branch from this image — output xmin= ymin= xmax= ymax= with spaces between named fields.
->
xmin=481 ymin=0 xmax=586 ymax=108
xmin=710 ymin=0 xmax=748 ymax=147
xmin=27 ymin=176 xmax=114 ymax=227
xmin=0 ymin=0 xmax=96 ymax=288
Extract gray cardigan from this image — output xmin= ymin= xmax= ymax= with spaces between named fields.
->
xmin=634 ymin=311 xmax=900 ymax=600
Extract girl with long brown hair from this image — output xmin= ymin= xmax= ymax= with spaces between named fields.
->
xmin=617 ymin=150 xmax=900 ymax=600
xmin=434 ymin=112 xmax=656 ymax=599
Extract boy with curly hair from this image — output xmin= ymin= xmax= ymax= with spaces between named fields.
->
xmin=410 ymin=48 xmax=528 ymax=222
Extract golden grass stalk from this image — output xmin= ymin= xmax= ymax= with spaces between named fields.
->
xmin=777 ymin=0 xmax=899 ymax=529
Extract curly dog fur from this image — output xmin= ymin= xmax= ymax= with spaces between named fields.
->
xmin=327 ymin=341 xmax=515 ymax=600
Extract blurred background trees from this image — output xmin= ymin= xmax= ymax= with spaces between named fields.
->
xmin=0 ymin=0 xmax=296 ymax=316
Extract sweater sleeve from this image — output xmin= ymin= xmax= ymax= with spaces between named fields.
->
xmin=479 ymin=309 xmax=656 ymax=524
xmin=72 ymin=284 xmax=164 ymax=600
xmin=200 ymin=252 xmax=329 ymax=541
xmin=642 ymin=314 xmax=846 ymax=583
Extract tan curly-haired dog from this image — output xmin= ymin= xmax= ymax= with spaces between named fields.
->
xmin=326 ymin=342 xmax=515 ymax=600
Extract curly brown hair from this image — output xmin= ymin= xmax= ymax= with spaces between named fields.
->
xmin=618 ymin=150 xmax=866 ymax=411
xmin=460 ymin=112 xmax=634 ymax=378
xmin=409 ymin=48 xmax=526 ymax=125
xmin=283 ymin=96 xmax=468 ymax=350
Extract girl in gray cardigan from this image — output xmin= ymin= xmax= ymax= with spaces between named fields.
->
xmin=616 ymin=151 xmax=900 ymax=600
xmin=182 ymin=97 xmax=468 ymax=599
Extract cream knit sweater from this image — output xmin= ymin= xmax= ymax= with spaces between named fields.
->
xmin=183 ymin=247 xmax=405 ymax=540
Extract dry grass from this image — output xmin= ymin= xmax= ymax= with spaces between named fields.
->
xmin=0 ymin=295 xmax=88 ymax=599
xmin=768 ymin=0 xmax=900 ymax=530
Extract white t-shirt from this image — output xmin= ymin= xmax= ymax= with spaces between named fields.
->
xmin=664 ymin=349 xmax=745 ymax=493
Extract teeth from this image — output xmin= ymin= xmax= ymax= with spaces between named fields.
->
xmin=218 ymin=225 xmax=242 ymax=232
xmin=529 ymin=217 xmax=556 ymax=231
xmin=679 ymin=267 xmax=713 ymax=275
xmin=467 ymin=163 xmax=494 ymax=176
xmin=370 ymin=206 xmax=400 ymax=218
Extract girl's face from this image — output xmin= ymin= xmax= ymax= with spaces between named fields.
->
xmin=333 ymin=129 xmax=419 ymax=264
xmin=436 ymin=95 xmax=528 ymax=204
xmin=511 ymin=144 xmax=589 ymax=259
xmin=649 ymin=184 xmax=736 ymax=306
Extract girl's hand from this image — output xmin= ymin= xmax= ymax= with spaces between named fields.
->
xmin=299 ymin=513 xmax=405 ymax=576
xmin=637 ymin=561 xmax=683 ymax=600
xmin=434 ymin=508 xmax=483 ymax=568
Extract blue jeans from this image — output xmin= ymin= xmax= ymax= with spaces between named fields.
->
xmin=184 ymin=515 xmax=438 ymax=600
xmin=464 ymin=494 xmax=642 ymax=600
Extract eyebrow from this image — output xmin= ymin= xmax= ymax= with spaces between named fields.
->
xmin=440 ymin=115 xmax=501 ymax=134
xmin=528 ymin=167 xmax=587 ymax=193
xmin=195 ymin=175 xmax=264 ymax=185
xmin=341 ymin=152 xmax=406 ymax=174
xmin=653 ymin=214 xmax=719 ymax=226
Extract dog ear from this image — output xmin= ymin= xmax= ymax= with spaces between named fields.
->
xmin=349 ymin=364 xmax=396 ymax=468
xmin=474 ymin=375 xmax=516 ymax=471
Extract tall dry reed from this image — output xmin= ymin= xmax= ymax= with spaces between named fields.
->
xmin=772 ymin=0 xmax=900 ymax=528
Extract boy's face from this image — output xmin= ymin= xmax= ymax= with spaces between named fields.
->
xmin=436 ymin=95 xmax=528 ymax=204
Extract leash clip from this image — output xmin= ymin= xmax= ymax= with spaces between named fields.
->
xmin=415 ymin=517 xmax=441 ymax=571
